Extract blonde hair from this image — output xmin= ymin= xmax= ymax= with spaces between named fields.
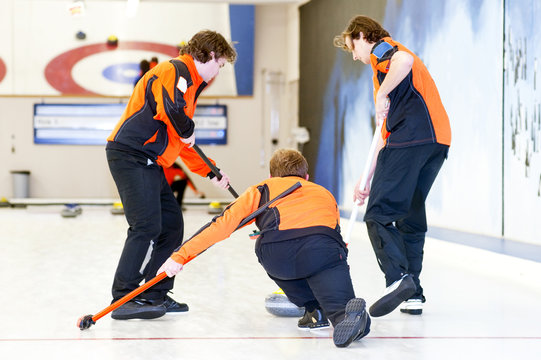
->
xmin=333 ymin=15 xmax=390 ymax=51
xmin=269 ymin=149 xmax=308 ymax=178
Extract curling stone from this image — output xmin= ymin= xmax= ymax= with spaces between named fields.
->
xmin=0 ymin=197 xmax=10 ymax=207
xmin=207 ymin=201 xmax=223 ymax=214
xmin=61 ymin=203 xmax=82 ymax=218
xmin=106 ymin=35 xmax=118 ymax=48
xmin=110 ymin=201 xmax=124 ymax=215
xmin=75 ymin=30 xmax=86 ymax=40
xmin=265 ymin=288 xmax=304 ymax=317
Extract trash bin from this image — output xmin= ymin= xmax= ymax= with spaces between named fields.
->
xmin=10 ymin=170 xmax=30 ymax=198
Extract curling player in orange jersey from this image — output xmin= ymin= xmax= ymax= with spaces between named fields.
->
xmin=158 ymin=149 xmax=371 ymax=348
xmin=334 ymin=15 xmax=451 ymax=317
xmin=106 ymin=30 xmax=236 ymax=321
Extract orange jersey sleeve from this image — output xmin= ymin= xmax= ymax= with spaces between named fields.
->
xmin=178 ymin=145 xmax=217 ymax=177
xmin=170 ymin=186 xmax=261 ymax=264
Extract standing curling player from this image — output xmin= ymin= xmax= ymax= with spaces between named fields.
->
xmin=106 ymin=30 xmax=236 ymax=320
xmin=158 ymin=149 xmax=371 ymax=348
xmin=334 ymin=16 xmax=451 ymax=317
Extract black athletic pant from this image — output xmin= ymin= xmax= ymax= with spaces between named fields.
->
xmin=364 ymin=143 xmax=448 ymax=298
xmin=107 ymin=149 xmax=183 ymax=301
xmin=170 ymin=179 xmax=188 ymax=207
xmin=255 ymin=234 xmax=355 ymax=326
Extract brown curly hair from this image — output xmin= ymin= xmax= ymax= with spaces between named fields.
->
xmin=269 ymin=149 xmax=309 ymax=178
xmin=333 ymin=15 xmax=390 ymax=51
xmin=179 ymin=30 xmax=237 ymax=63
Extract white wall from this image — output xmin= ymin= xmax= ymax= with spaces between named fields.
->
xmin=0 ymin=4 xmax=298 ymax=200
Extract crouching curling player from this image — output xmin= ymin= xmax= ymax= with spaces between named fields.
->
xmin=158 ymin=148 xmax=371 ymax=348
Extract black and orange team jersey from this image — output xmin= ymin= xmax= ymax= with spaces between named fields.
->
xmin=106 ymin=54 xmax=215 ymax=176
xmin=370 ymin=37 xmax=451 ymax=148
xmin=170 ymin=176 xmax=342 ymax=265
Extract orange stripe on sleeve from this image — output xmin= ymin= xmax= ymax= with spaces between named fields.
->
xmin=170 ymin=186 xmax=260 ymax=264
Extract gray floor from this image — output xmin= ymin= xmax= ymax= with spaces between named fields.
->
xmin=1 ymin=204 xmax=540 ymax=359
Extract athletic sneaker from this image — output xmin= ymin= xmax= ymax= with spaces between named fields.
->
xmin=147 ymin=295 xmax=189 ymax=313
xmin=162 ymin=295 xmax=189 ymax=313
xmin=111 ymin=299 xmax=167 ymax=320
xmin=333 ymin=298 xmax=370 ymax=348
xmin=61 ymin=204 xmax=82 ymax=217
xmin=400 ymin=295 xmax=425 ymax=315
xmin=369 ymin=274 xmax=416 ymax=317
xmin=297 ymin=308 xmax=330 ymax=330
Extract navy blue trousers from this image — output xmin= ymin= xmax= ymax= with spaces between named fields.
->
xmin=364 ymin=143 xmax=448 ymax=298
xmin=255 ymin=235 xmax=355 ymax=326
xmin=106 ymin=148 xmax=183 ymax=301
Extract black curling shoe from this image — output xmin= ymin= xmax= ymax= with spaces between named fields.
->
xmin=369 ymin=274 xmax=416 ymax=317
xmin=146 ymin=295 xmax=189 ymax=313
xmin=333 ymin=298 xmax=371 ymax=348
xmin=297 ymin=308 xmax=330 ymax=330
xmin=162 ymin=295 xmax=189 ymax=313
xmin=111 ymin=299 xmax=166 ymax=320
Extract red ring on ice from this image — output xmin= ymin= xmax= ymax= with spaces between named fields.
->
xmin=0 ymin=57 xmax=6 ymax=83
xmin=44 ymin=41 xmax=178 ymax=95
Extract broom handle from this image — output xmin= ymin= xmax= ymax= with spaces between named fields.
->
xmin=193 ymin=144 xmax=239 ymax=198
xmin=90 ymin=183 xmax=303 ymax=323
xmin=92 ymin=272 xmax=167 ymax=322
xmin=343 ymin=121 xmax=383 ymax=245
